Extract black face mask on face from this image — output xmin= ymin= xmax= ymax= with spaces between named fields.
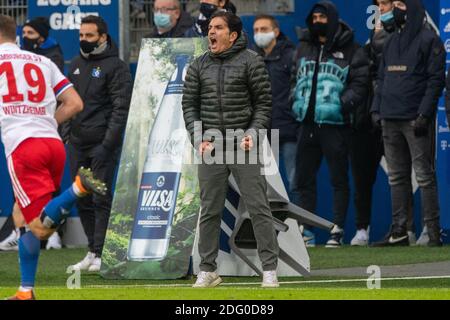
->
xmin=22 ymin=37 xmax=40 ymax=52
xmin=80 ymin=40 xmax=99 ymax=54
xmin=200 ymin=3 xmax=218 ymax=19
xmin=311 ymin=22 xmax=328 ymax=38
xmin=393 ymin=7 xmax=407 ymax=27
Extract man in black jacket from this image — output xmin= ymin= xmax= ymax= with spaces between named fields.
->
xmin=146 ymin=0 xmax=194 ymax=38
xmin=252 ymin=15 xmax=299 ymax=217
xmin=22 ymin=17 xmax=64 ymax=72
xmin=350 ymin=0 xmax=408 ymax=247
xmin=371 ymin=0 xmax=445 ymax=247
xmin=183 ymin=12 xmax=279 ymax=288
xmin=292 ymin=1 xmax=369 ymax=247
xmin=65 ymin=16 xmax=132 ymax=270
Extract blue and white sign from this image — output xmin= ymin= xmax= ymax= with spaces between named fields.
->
xmin=28 ymin=1 xmax=119 ymax=62
xmin=439 ymin=0 xmax=450 ymax=231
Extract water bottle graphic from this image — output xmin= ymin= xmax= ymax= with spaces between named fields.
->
xmin=128 ymin=54 xmax=190 ymax=261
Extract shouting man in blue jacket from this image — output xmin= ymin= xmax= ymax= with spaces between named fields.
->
xmin=371 ymin=0 xmax=445 ymax=247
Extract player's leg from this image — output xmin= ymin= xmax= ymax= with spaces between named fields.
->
xmin=6 ymin=139 xmax=106 ymax=300
xmin=23 ymin=167 xmax=108 ymax=241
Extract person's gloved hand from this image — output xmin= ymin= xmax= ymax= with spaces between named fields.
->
xmin=92 ymin=144 xmax=112 ymax=163
xmin=371 ymin=112 xmax=381 ymax=130
xmin=414 ymin=114 xmax=429 ymax=137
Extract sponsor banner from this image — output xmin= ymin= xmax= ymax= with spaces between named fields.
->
xmin=439 ymin=0 xmax=450 ymax=230
xmin=101 ymin=38 xmax=207 ymax=279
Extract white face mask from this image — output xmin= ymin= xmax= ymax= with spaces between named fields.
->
xmin=254 ymin=31 xmax=276 ymax=49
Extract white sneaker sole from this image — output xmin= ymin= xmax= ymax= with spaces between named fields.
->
xmin=325 ymin=244 xmax=342 ymax=248
xmin=192 ymin=277 xmax=223 ymax=288
xmin=262 ymin=283 xmax=280 ymax=288
xmin=0 ymin=245 xmax=18 ymax=251
xmin=350 ymin=240 xmax=368 ymax=246
xmin=70 ymin=264 xmax=92 ymax=272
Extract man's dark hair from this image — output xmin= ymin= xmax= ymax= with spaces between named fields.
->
xmin=254 ymin=14 xmax=280 ymax=29
xmin=81 ymin=15 xmax=108 ymax=35
xmin=210 ymin=11 xmax=243 ymax=38
xmin=0 ymin=15 xmax=17 ymax=41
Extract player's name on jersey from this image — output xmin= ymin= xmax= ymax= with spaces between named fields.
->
xmin=2 ymin=105 xmax=46 ymax=116
xmin=0 ymin=53 xmax=42 ymax=62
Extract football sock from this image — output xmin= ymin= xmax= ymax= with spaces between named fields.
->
xmin=18 ymin=231 xmax=40 ymax=289
xmin=41 ymin=183 xmax=83 ymax=227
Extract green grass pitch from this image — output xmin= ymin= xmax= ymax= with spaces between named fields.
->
xmin=1 ymin=247 xmax=450 ymax=300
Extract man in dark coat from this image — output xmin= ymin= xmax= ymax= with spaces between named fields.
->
xmin=252 ymin=14 xmax=299 ymax=211
xmin=292 ymin=1 xmax=369 ymax=247
xmin=371 ymin=0 xmax=446 ymax=247
xmin=65 ymin=16 xmax=132 ymax=270
xmin=183 ymin=12 xmax=279 ymax=288
xmin=22 ymin=17 xmax=64 ymax=72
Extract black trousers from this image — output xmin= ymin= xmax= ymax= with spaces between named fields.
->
xmin=349 ymin=129 xmax=383 ymax=230
xmin=294 ymin=124 xmax=351 ymax=229
xmin=350 ymin=128 xmax=415 ymax=233
xmin=68 ymin=143 xmax=119 ymax=257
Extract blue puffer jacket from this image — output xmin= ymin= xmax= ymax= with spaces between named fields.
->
xmin=371 ymin=0 xmax=446 ymax=120
xmin=292 ymin=1 xmax=369 ymax=126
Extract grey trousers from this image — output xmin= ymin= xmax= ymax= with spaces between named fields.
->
xmin=197 ymin=159 xmax=279 ymax=272
xmin=382 ymin=120 xmax=440 ymax=240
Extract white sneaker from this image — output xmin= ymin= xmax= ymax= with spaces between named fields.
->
xmin=262 ymin=270 xmax=279 ymax=288
xmin=69 ymin=252 xmax=96 ymax=271
xmin=192 ymin=271 xmax=223 ymax=288
xmin=325 ymin=225 xmax=344 ymax=248
xmin=46 ymin=232 xmax=62 ymax=250
xmin=0 ymin=230 xmax=19 ymax=251
xmin=416 ymin=226 xmax=429 ymax=246
xmin=351 ymin=228 xmax=369 ymax=246
xmin=88 ymin=257 xmax=101 ymax=272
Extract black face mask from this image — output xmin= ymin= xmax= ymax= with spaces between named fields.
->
xmin=22 ymin=37 xmax=40 ymax=52
xmin=311 ymin=22 xmax=328 ymax=38
xmin=80 ymin=40 xmax=99 ymax=54
xmin=381 ymin=18 xmax=396 ymax=33
xmin=393 ymin=7 xmax=407 ymax=27
xmin=200 ymin=3 xmax=218 ymax=19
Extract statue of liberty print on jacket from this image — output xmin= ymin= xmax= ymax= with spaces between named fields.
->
xmin=292 ymin=1 xmax=369 ymax=126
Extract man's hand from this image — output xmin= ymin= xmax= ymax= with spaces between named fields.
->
xmin=199 ymin=141 xmax=214 ymax=156
xmin=240 ymin=135 xmax=254 ymax=151
xmin=414 ymin=114 xmax=429 ymax=137
xmin=371 ymin=112 xmax=381 ymax=130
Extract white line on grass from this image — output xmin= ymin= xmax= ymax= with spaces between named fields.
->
xmin=84 ymin=275 xmax=450 ymax=289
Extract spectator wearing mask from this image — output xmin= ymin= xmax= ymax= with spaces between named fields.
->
xmin=252 ymin=14 xmax=299 ymax=207
xmin=371 ymin=0 xmax=445 ymax=247
xmin=292 ymin=1 xmax=369 ymax=247
xmin=22 ymin=16 xmax=64 ymax=72
xmin=146 ymin=0 xmax=194 ymax=38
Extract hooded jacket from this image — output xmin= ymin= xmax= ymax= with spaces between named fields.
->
xmin=292 ymin=1 xmax=369 ymax=126
xmin=32 ymin=37 xmax=64 ymax=73
xmin=146 ymin=10 xmax=194 ymax=38
xmin=67 ymin=36 xmax=132 ymax=151
xmin=371 ymin=0 xmax=445 ymax=120
xmin=182 ymin=33 xmax=272 ymax=147
xmin=255 ymin=33 xmax=298 ymax=142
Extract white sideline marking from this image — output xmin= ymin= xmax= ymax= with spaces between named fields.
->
xmin=84 ymin=275 xmax=450 ymax=289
